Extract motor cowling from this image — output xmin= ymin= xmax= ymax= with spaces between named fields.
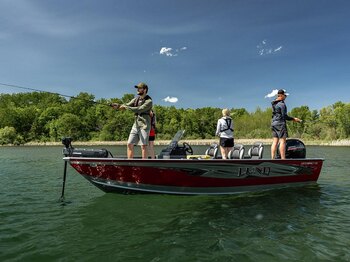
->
xmin=277 ymin=138 xmax=306 ymax=159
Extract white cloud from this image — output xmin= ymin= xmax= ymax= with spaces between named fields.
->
xmin=160 ymin=47 xmax=177 ymax=57
xmin=274 ymin=46 xmax=283 ymax=52
xmin=265 ymin=89 xmax=279 ymax=98
xmin=159 ymin=46 xmax=187 ymax=57
xmin=257 ymin=40 xmax=283 ymax=56
xmin=163 ymin=96 xmax=178 ymax=103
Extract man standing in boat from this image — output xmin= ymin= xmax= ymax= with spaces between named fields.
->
xmin=271 ymin=89 xmax=301 ymax=160
xmin=112 ymin=82 xmax=153 ymax=159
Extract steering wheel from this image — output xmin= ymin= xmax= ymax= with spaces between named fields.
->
xmin=182 ymin=142 xmax=193 ymax=155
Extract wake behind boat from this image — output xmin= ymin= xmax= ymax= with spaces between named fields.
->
xmin=62 ymin=130 xmax=324 ymax=195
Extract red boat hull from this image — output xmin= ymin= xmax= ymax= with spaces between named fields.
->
xmin=65 ymin=157 xmax=324 ymax=195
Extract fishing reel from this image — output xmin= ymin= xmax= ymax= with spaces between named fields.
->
xmin=109 ymin=103 xmax=120 ymax=109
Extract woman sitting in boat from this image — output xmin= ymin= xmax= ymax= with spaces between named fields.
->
xmin=215 ymin=108 xmax=234 ymax=159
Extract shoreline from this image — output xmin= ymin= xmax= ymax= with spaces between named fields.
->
xmin=1 ymin=138 xmax=349 ymax=147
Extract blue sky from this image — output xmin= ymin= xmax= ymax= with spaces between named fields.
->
xmin=0 ymin=0 xmax=349 ymax=111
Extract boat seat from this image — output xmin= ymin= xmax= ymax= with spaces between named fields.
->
xmin=228 ymin=144 xmax=245 ymax=159
xmin=205 ymin=143 xmax=219 ymax=159
xmin=247 ymin=142 xmax=264 ymax=159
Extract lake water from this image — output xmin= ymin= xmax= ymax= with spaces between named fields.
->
xmin=1 ymin=145 xmax=349 ymax=261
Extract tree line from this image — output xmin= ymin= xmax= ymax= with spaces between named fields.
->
xmin=0 ymin=92 xmax=349 ymax=145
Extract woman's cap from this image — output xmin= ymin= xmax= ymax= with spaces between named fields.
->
xmin=278 ymin=89 xmax=289 ymax=96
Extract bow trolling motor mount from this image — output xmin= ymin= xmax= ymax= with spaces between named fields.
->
xmin=62 ymin=137 xmax=112 ymax=158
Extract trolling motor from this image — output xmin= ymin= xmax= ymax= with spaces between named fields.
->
xmin=62 ymin=137 xmax=112 ymax=158
xmin=62 ymin=137 xmax=73 ymax=148
xmin=60 ymin=137 xmax=114 ymax=202
xmin=62 ymin=137 xmax=73 ymax=156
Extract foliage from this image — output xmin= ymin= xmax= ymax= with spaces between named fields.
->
xmin=0 ymin=126 xmax=19 ymax=145
xmin=0 ymin=92 xmax=349 ymax=144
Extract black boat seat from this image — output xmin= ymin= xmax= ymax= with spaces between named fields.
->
xmin=247 ymin=142 xmax=264 ymax=159
xmin=228 ymin=144 xmax=245 ymax=159
xmin=205 ymin=143 xmax=219 ymax=159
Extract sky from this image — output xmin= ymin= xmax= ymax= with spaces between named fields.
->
xmin=0 ymin=0 xmax=349 ymax=111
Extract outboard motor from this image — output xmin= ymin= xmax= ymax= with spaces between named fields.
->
xmin=276 ymin=138 xmax=306 ymax=159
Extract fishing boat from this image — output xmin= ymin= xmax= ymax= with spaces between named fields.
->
xmin=61 ymin=130 xmax=324 ymax=195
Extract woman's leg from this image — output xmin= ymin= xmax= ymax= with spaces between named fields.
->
xmin=225 ymin=147 xmax=232 ymax=159
xmin=148 ymin=141 xmax=155 ymax=159
xmin=271 ymin=137 xmax=279 ymax=159
xmin=279 ymin=137 xmax=287 ymax=159
xmin=220 ymin=146 xmax=227 ymax=159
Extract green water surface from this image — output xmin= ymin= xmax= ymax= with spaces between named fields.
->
xmin=0 ymin=145 xmax=349 ymax=261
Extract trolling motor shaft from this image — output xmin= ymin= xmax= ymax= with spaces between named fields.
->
xmin=60 ymin=137 xmax=73 ymax=202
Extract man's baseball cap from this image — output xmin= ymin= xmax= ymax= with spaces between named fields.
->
xmin=135 ymin=82 xmax=148 ymax=90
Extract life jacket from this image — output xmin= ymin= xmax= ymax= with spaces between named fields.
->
xmin=220 ymin=117 xmax=233 ymax=132
xmin=133 ymin=95 xmax=152 ymax=116
xmin=150 ymin=112 xmax=156 ymax=128
xmin=271 ymin=100 xmax=281 ymax=118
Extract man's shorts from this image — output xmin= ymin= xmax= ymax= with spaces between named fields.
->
xmin=127 ymin=126 xmax=150 ymax=145
xmin=220 ymin=137 xmax=234 ymax=147
xmin=271 ymin=124 xmax=288 ymax=138
xmin=149 ymin=136 xmax=155 ymax=142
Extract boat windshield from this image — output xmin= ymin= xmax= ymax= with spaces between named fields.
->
xmin=167 ymin=130 xmax=185 ymax=149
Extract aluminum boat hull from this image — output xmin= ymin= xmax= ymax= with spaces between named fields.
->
xmin=65 ymin=157 xmax=324 ymax=195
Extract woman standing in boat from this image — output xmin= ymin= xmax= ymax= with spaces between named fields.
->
xmin=271 ymin=89 xmax=301 ymax=159
xmin=216 ymin=108 xmax=234 ymax=159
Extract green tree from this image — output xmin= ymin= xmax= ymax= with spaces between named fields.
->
xmin=334 ymin=102 xmax=350 ymax=138
xmin=319 ymin=105 xmax=338 ymax=140
xmin=50 ymin=113 xmax=84 ymax=141
xmin=121 ymin=94 xmax=135 ymax=104
xmin=288 ymin=106 xmax=312 ymax=137
xmin=1 ymin=91 xmax=349 ymax=142
xmin=0 ymin=126 xmax=17 ymax=144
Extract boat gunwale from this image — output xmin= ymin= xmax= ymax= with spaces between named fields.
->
xmin=63 ymin=157 xmax=325 ymax=162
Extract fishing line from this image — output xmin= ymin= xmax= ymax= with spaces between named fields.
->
xmin=0 ymin=82 xmax=113 ymax=107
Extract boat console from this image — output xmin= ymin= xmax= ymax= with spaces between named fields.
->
xmin=158 ymin=130 xmax=193 ymax=159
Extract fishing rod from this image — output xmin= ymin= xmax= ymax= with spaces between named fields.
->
xmin=0 ymin=82 xmax=114 ymax=108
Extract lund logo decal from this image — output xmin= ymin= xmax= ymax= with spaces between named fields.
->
xmin=238 ymin=167 xmax=271 ymax=177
